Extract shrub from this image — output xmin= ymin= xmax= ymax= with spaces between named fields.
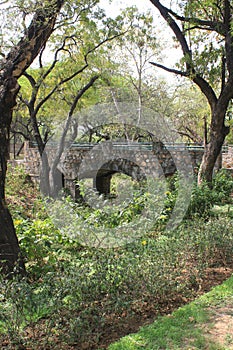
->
xmin=16 ymin=218 xmax=64 ymax=277
xmin=6 ymin=164 xmax=45 ymax=219
xmin=184 ymin=169 xmax=233 ymax=219
xmin=2 ymin=214 xmax=233 ymax=348
xmin=213 ymin=169 xmax=233 ymax=203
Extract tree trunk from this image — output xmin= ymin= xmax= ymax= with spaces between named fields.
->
xmin=0 ymin=201 xmax=25 ymax=275
xmin=0 ymin=79 xmax=26 ymax=275
xmin=149 ymin=0 xmax=233 ymax=186
xmin=198 ymin=108 xmax=229 ymax=184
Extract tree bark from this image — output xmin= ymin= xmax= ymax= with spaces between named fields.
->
xmin=0 ymin=0 xmax=64 ymax=274
xmin=198 ymin=108 xmax=229 ymax=183
xmin=0 ymin=79 xmax=25 ymax=275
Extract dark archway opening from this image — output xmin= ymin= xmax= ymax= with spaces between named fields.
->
xmin=94 ymin=158 xmax=146 ymax=198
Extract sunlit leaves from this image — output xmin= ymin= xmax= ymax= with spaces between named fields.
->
xmin=184 ymin=0 xmax=223 ymax=22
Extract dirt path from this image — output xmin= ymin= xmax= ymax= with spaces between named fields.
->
xmin=204 ymin=302 xmax=233 ymax=349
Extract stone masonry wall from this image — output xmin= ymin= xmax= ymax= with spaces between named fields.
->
xmin=21 ymin=141 xmax=205 ymax=181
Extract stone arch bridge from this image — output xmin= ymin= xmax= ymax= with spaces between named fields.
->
xmin=18 ymin=141 xmax=231 ymax=199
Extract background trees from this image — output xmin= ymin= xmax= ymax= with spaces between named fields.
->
xmin=172 ymin=83 xmax=210 ymax=144
xmin=80 ymin=7 xmax=173 ymax=142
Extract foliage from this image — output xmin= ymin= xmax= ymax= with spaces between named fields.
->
xmin=3 ymin=165 xmax=233 ymax=348
xmin=5 ymin=164 xmax=44 ymax=220
xmin=11 ymin=0 xmax=125 ymax=146
xmin=186 ymin=169 xmax=233 ymax=218
xmin=150 ymin=0 xmax=233 ymax=183
xmin=172 ymin=83 xmax=210 ymax=143
xmin=212 ymin=169 xmax=233 ymax=201
xmin=15 ymin=218 xmax=63 ymax=278
xmin=159 ymin=170 xmax=233 ymax=222
xmin=1 ymin=213 xmax=233 ymax=348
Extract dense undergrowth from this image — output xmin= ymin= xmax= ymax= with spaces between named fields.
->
xmin=1 ymin=165 xmax=233 ymax=349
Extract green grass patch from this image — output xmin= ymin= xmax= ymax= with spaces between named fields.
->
xmin=107 ymin=276 xmax=233 ymax=350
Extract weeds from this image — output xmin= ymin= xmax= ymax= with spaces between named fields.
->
xmin=1 ymin=166 xmax=233 ymax=348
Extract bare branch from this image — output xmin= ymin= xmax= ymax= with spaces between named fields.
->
xmin=150 ymin=0 xmax=192 ymax=71
xmin=23 ymin=72 xmax=36 ymax=87
xmin=192 ymin=74 xmax=218 ymax=111
xmin=149 ymin=1 xmax=218 ymax=111
xmin=69 ymin=75 xmax=99 ymax=117
xmin=39 ymin=43 xmax=47 ymax=69
xmin=10 ymin=129 xmax=30 ymax=141
xmin=33 ymin=30 xmax=125 ymax=115
xmin=177 ymin=130 xmax=201 ymax=144
xmin=83 ymin=29 xmax=126 ymax=65
xmin=34 ymin=63 xmax=89 ymax=115
xmin=54 ymin=2 xmax=99 ymax=31
xmin=183 ymin=25 xmax=216 ymax=32
xmin=150 ymin=61 xmax=187 ymax=76
xmin=224 ymin=0 xmax=233 ymax=77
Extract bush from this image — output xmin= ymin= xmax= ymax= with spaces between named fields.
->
xmin=184 ymin=169 xmax=233 ymax=219
xmin=6 ymin=164 xmax=45 ymax=220
xmin=2 ymin=166 xmax=233 ymax=348
xmin=16 ymin=218 xmax=65 ymax=278
xmin=185 ymin=182 xmax=214 ymax=218
xmin=213 ymin=169 xmax=233 ymax=203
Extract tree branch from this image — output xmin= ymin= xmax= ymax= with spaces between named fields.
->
xmin=167 ymin=6 xmax=224 ymax=34
xmin=33 ymin=30 xmax=125 ymax=116
xmin=224 ymin=0 xmax=233 ymax=77
xmin=150 ymin=61 xmax=187 ymax=76
xmin=34 ymin=63 xmax=89 ymax=116
xmin=149 ymin=0 xmax=218 ymax=111
xmin=192 ymin=74 xmax=218 ymax=111
xmin=51 ymin=75 xmax=99 ymax=173
xmin=1 ymin=0 xmax=65 ymax=79
xmin=149 ymin=0 xmax=193 ymax=75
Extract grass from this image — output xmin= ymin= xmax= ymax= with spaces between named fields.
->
xmin=107 ymin=276 xmax=233 ymax=350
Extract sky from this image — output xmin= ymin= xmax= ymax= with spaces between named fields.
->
xmin=99 ymin=0 xmax=156 ymax=14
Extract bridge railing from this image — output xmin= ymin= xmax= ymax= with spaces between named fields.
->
xmin=28 ymin=141 xmax=231 ymax=153
xmin=69 ymin=142 xmax=230 ymax=153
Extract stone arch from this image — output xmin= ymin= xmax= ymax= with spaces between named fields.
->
xmin=94 ymin=158 xmax=146 ymax=196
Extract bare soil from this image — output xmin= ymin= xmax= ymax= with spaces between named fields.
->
xmin=203 ymin=301 xmax=233 ymax=349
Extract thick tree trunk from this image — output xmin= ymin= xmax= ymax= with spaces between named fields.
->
xmin=0 ymin=201 xmax=25 ymax=275
xmin=198 ymin=139 xmax=224 ymax=184
xmin=198 ymin=108 xmax=229 ymax=184
xmin=0 ymin=79 xmax=26 ymax=274
xmin=149 ymin=0 xmax=233 ymax=186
